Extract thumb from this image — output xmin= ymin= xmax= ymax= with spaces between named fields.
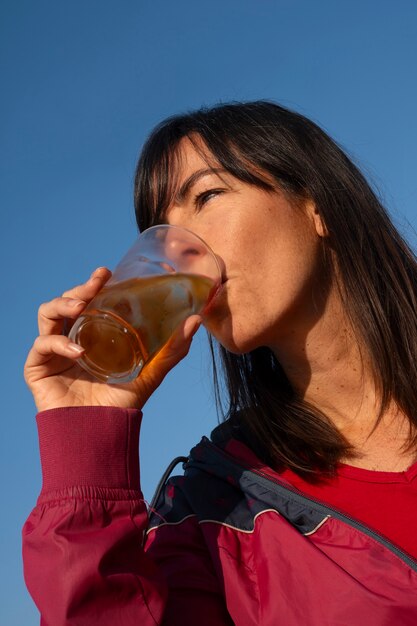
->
xmin=153 ymin=314 xmax=203 ymax=372
xmin=168 ymin=315 xmax=203 ymax=354
xmin=137 ymin=314 xmax=203 ymax=398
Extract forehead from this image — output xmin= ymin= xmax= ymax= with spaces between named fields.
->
xmin=174 ymin=136 xmax=221 ymax=180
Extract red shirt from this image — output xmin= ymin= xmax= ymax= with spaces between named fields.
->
xmin=280 ymin=461 xmax=417 ymax=560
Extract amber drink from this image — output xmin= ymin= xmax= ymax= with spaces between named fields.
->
xmin=69 ymin=226 xmax=221 ymax=383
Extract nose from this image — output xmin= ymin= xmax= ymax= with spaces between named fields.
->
xmin=164 ymin=232 xmax=206 ymax=268
xmin=163 ymin=227 xmax=222 ymax=284
xmin=165 ymin=213 xmax=225 ymax=282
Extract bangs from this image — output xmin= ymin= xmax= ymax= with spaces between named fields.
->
xmin=134 ymin=130 xmax=183 ymax=232
xmin=134 ymin=116 xmax=275 ymax=233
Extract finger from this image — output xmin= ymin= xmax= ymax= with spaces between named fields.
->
xmin=140 ymin=315 xmax=202 ymax=387
xmin=25 ymin=335 xmax=85 ymax=374
xmin=168 ymin=315 xmax=203 ymax=356
xmin=38 ymin=297 xmax=87 ymax=336
xmin=38 ymin=267 xmax=111 ymax=336
xmin=62 ymin=267 xmax=112 ymax=301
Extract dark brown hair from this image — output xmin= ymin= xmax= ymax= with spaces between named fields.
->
xmin=134 ymin=101 xmax=417 ymax=478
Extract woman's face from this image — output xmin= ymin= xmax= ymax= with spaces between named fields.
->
xmin=165 ymin=137 xmax=328 ymax=354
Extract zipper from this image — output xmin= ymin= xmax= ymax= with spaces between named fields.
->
xmin=192 ymin=437 xmax=417 ymax=572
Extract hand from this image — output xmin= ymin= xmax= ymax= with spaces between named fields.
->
xmin=24 ymin=268 xmax=202 ymax=412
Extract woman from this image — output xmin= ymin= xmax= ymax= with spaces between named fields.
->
xmin=23 ymin=101 xmax=417 ymax=625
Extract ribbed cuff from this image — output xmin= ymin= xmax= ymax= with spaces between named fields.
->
xmin=36 ymin=406 xmax=142 ymax=493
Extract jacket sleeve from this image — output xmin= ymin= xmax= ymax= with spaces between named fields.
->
xmin=22 ymin=407 xmax=233 ymax=626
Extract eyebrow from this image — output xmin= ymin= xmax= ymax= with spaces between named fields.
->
xmin=174 ymin=168 xmax=227 ymax=203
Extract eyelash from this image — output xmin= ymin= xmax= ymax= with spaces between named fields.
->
xmin=194 ymin=188 xmax=224 ymax=209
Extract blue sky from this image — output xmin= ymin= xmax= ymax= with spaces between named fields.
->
xmin=1 ymin=1 xmax=417 ymax=623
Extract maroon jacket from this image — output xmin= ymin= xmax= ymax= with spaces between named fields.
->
xmin=23 ymin=407 xmax=417 ymax=625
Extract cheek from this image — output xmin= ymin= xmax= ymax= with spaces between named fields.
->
xmin=229 ymin=234 xmax=323 ymax=333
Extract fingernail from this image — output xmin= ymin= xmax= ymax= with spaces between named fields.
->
xmin=90 ymin=267 xmax=107 ymax=278
xmin=88 ymin=275 xmax=101 ymax=285
xmin=68 ymin=299 xmax=85 ymax=308
xmin=68 ymin=343 xmax=85 ymax=354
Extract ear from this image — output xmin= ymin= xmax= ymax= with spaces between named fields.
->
xmin=305 ymin=200 xmax=328 ymax=238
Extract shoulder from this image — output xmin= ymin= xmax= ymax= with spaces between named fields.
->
xmin=148 ymin=428 xmax=325 ymax=536
xmin=148 ymin=422 xmax=263 ymax=534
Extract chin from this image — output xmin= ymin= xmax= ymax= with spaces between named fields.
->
xmin=207 ymin=324 xmax=266 ymax=355
xmin=203 ymin=304 xmax=272 ymax=354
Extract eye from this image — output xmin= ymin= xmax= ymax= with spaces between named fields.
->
xmin=194 ymin=188 xmax=224 ymax=209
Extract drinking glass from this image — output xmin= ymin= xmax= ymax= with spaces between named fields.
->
xmin=69 ymin=225 xmax=221 ymax=383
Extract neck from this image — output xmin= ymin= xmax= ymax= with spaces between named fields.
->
xmin=270 ymin=286 xmax=415 ymax=471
